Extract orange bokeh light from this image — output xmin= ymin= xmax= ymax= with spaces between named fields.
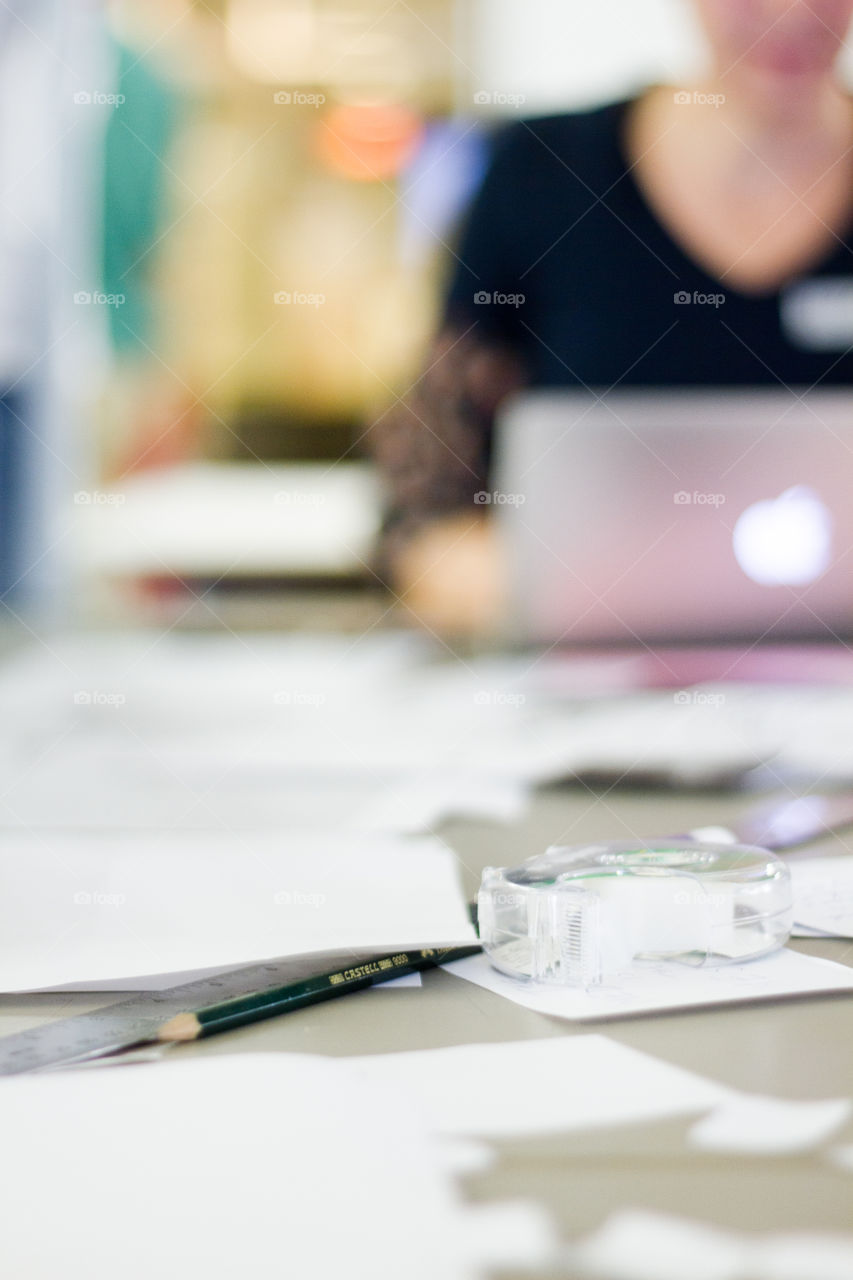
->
xmin=315 ymin=102 xmax=424 ymax=181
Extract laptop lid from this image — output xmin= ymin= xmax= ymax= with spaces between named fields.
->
xmin=493 ymin=388 xmax=853 ymax=646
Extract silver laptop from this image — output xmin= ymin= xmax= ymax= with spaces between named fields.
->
xmin=493 ymin=389 xmax=853 ymax=645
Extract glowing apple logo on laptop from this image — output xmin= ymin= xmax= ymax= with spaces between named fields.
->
xmin=733 ymin=486 xmax=832 ymax=586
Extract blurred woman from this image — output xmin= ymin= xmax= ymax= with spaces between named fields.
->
xmin=373 ymin=0 xmax=853 ymax=633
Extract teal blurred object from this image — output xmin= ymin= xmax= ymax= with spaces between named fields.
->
xmin=101 ymin=41 xmax=182 ymax=352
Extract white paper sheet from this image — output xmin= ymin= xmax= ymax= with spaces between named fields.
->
xmin=0 ymin=1053 xmax=555 ymax=1280
xmin=790 ymin=857 xmax=853 ymax=938
xmin=688 ymin=1093 xmax=851 ymax=1155
xmin=348 ymin=1035 xmax=727 ymax=1137
xmin=374 ymin=971 xmax=422 ymax=989
xmin=0 ymin=831 xmax=476 ymax=991
xmin=0 ymin=631 xmax=576 ymax=780
xmin=54 ymin=1035 xmax=849 ymax=1163
xmin=346 ymin=1037 xmax=849 ymax=1156
xmin=443 ymin=949 xmax=853 ymax=1022
xmin=6 ymin=638 xmax=853 ymax=830
xmin=0 ymin=633 xmax=561 ymax=834
xmin=569 ymin=1209 xmax=853 ymax=1280
xmin=523 ymin=683 xmax=853 ymax=782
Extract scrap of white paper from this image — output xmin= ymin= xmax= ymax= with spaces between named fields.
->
xmin=790 ymin=923 xmax=838 ymax=938
xmin=351 ymin=773 xmax=530 ymax=834
xmin=0 ymin=1053 xmax=555 ymax=1280
xmin=0 ymin=831 xmax=476 ymax=991
xmin=0 ymin=633 xmax=561 ymax=834
xmin=754 ymin=1235 xmax=853 ymax=1280
xmin=348 ymin=1036 xmax=727 ymax=1138
xmin=688 ymin=1093 xmax=851 ymax=1155
xmin=532 ymin=684 xmax=853 ymax=782
xmin=0 ymin=630 xmax=579 ymax=780
xmin=443 ymin=949 xmax=853 ymax=1022
xmin=790 ymin=857 xmax=853 ymax=938
xmin=347 ymin=1037 xmax=850 ymax=1157
xmin=569 ymin=1210 xmax=853 ymax=1280
xmin=7 ymin=638 xmax=853 ymax=826
xmin=569 ymin=1209 xmax=745 ymax=1280
xmin=374 ymin=971 xmax=422 ymax=989
xmin=0 ymin=746 xmax=533 ymax=836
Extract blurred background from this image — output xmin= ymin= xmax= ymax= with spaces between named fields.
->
xmin=2 ymin=0 xmax=850 ymax=630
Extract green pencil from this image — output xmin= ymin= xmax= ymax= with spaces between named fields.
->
xmin=155 ymin=944 xmax=482 ymax=1043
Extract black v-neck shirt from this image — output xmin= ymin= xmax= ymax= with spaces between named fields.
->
xmin=444 ymin=99 xmax=853 ymax=387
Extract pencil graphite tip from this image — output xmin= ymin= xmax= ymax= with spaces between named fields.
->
xmin=157 ymin=1013 xmax=201 ymax=1043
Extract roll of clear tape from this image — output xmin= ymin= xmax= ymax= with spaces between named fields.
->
xmin=478 ymin=840 xmax=793 ymax=987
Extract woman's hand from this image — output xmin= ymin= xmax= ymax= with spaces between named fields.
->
xmin=391 ymin=514 xmax=506 ymax=638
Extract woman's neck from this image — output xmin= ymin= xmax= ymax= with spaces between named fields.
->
xmin=626 ymin=77 xmax=853 ymax=293
xmin=694 ymin=74 xmax=853 ymax=174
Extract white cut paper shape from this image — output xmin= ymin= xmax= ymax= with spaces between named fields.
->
xmin=688 ymin=1093 xmax=851 ymax=1155
xmin=444 ymin=948 xmax=853 ymax=1022
xmin=0 ymin=1053 xmax=556 ymax=1280
xmin=0 ymin=831 xmax=475 ymax=991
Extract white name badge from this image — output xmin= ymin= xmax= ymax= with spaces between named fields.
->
xmin=780 ymin=278 xmax=853 ymax=351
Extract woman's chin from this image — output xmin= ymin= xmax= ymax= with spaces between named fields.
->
xmin=745 ymin=40 xmax=839 ymax=81
xmin=733 ymin=55 xmax=841 ymax=110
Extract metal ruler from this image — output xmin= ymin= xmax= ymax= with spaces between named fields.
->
xmin=0 ymin=949 xmax=410 ymax=1076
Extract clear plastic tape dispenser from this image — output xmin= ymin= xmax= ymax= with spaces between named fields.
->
xmin=478 ymin=840 xmax=793 ymax=986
